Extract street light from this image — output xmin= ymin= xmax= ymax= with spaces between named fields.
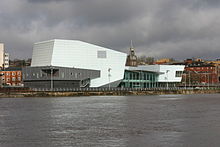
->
xmin=108 ymin=68 xmax=111 ymax=89
xmin=166 ymin=70 xmax=170 ymax=89
xmin=184 ymin=72 xmax=187 ymax=89
xmin=50 ymin=66 xmax=54 ymax=91
xmin=139 ymin=71 xmax=141 ymax=88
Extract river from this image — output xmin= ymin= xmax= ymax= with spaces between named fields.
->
xmin=0 ymin=94 xmax=220 ymax=147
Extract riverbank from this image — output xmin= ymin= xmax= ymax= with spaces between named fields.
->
xmin=0 ymin=89 xmax=220 ymax=98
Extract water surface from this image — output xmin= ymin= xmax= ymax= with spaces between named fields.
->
xmin=0 ymin=94 xmax=220 ymax=147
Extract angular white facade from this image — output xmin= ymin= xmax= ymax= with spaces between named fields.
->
xmin=137 ymin=65 xmax=185 ymax=82
xmin=31 ymin=39 xmax=127 ymax=87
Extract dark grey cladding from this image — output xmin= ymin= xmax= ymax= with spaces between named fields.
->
xmin=22 ymin=66 xmax=100 ymax=89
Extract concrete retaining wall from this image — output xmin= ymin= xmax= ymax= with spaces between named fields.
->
xmin=0 ymin=89 xmax=220 ymax=98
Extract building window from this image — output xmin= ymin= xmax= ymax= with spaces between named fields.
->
xmin=97 ymin=51 xmax=107 ymax=58
xmin=144 ymin=74 xmax=146 ymax=80
xmin=6 ymin=72 xmax=10 ymax=76
xmin=133 ymin=74 xmax=135 ymax=80
xmin=12 ymin=72 xmax=15 ymax=76
xmin=61 ymin=72 xmax=65 ymax=78
xmin=18 ymin=77 xmax=21 ymax=81
xmin=7 ymin=78 xmax=10 ymax=82
xmin=12 ymin=77 xmax=16 ymax=81
xmin=176 ymin=71 xmax=183 ymax=77
xmin=18 ymin=72 xmax=21 ymax=76
xmin=39 ymin=70 xmax=43 ymax=77
xmin=147 ymin=74 xmax=150 ymax=80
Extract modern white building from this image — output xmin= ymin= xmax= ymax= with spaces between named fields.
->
xmin=28 ymin=39 xmax=127 ymax=88
xmin=120 ymin=65 xmax=185 ymax=88
xmin=137 ymin=65 xmax=185 ymax=82
xmin=0 ymin=43 xmax=9 ymax=69
xmin=137 ymin=65 xmax=185 ymax=86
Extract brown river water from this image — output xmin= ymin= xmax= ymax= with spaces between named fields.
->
xmin=0 ymin=94 xmax=220 ymax=147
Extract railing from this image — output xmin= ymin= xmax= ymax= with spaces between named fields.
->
xmin=0 ymin=86 xmax=220 ymax=93
xmin=30 ymin=86 xmax=220 ymax=92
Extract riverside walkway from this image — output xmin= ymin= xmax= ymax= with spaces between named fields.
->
xmin=0 ymin=87 xmax=220 ymax=97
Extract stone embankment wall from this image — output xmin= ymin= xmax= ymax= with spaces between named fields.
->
xmin=0 ymin=89 xmax=220 ymax=98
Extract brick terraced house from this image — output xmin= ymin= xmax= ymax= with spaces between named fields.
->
xmin=0 ymin=67 xmax=22 ymax=87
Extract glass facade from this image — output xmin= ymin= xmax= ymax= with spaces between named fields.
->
xmin=120 ymin=70 xmax=159 ymax=88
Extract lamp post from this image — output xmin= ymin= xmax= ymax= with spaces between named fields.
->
xmin=50 ymin=66 xmax=54 ymax=91
xmin=139 ymin=71 xmax=141 ymax=88
xmin=108 ymin=68 xmax=111 ymax=89
xmin=166 ymin=70 xmax=170 ymax=89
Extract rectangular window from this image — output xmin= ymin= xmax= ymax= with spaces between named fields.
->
xmin=129 ymin=73 xmax=131 ymax=79
xmin=147 ymin=74 xmax=150 ymax=80
xmin=61 ymin=72 xmax=65 ymax=78
xmin=97 ymin=51 xmax=107 ymax=58
xmin=12 ymin=77 xmax=16 ymax=81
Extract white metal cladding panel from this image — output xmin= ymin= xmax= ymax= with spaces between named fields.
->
xmin=51 ymin=40 xmax=127 ymax=87
xmin=90 ymin=49 xmax=127 ymax=87
xmin=158 ymin=65 xmax=185 ymax=82
xmin=31 ymin=40 xmax=54 ymax=67
xmin=132 ymin=65 xmax=185 ymax=82
xmin=133 ymin=65 xmax=160 ymax=72
xmin=51 ymin=40 xmax=95 ymax=67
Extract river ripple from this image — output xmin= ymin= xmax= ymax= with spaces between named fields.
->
xmin=0 ymin=94 xmax=220 ymax=147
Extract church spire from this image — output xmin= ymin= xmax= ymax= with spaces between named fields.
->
xmin=130 ymin=40 xmax=133 ymax=49
xmin=130 ymin=40 xmax=135 ymax=52
xmin=126 ymin=40 xmax=138 ymax=66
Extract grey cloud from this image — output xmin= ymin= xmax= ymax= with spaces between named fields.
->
xmin=0 ymin=0 xmax=220 ymax=60
xmin=198 ymin=0 xmax=220 ymax=7
xmin=28 ymin=0 xmax=70 ymax=3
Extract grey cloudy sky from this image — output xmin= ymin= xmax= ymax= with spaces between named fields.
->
xmin=1 ymin=0 xmax=220 ymax=60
